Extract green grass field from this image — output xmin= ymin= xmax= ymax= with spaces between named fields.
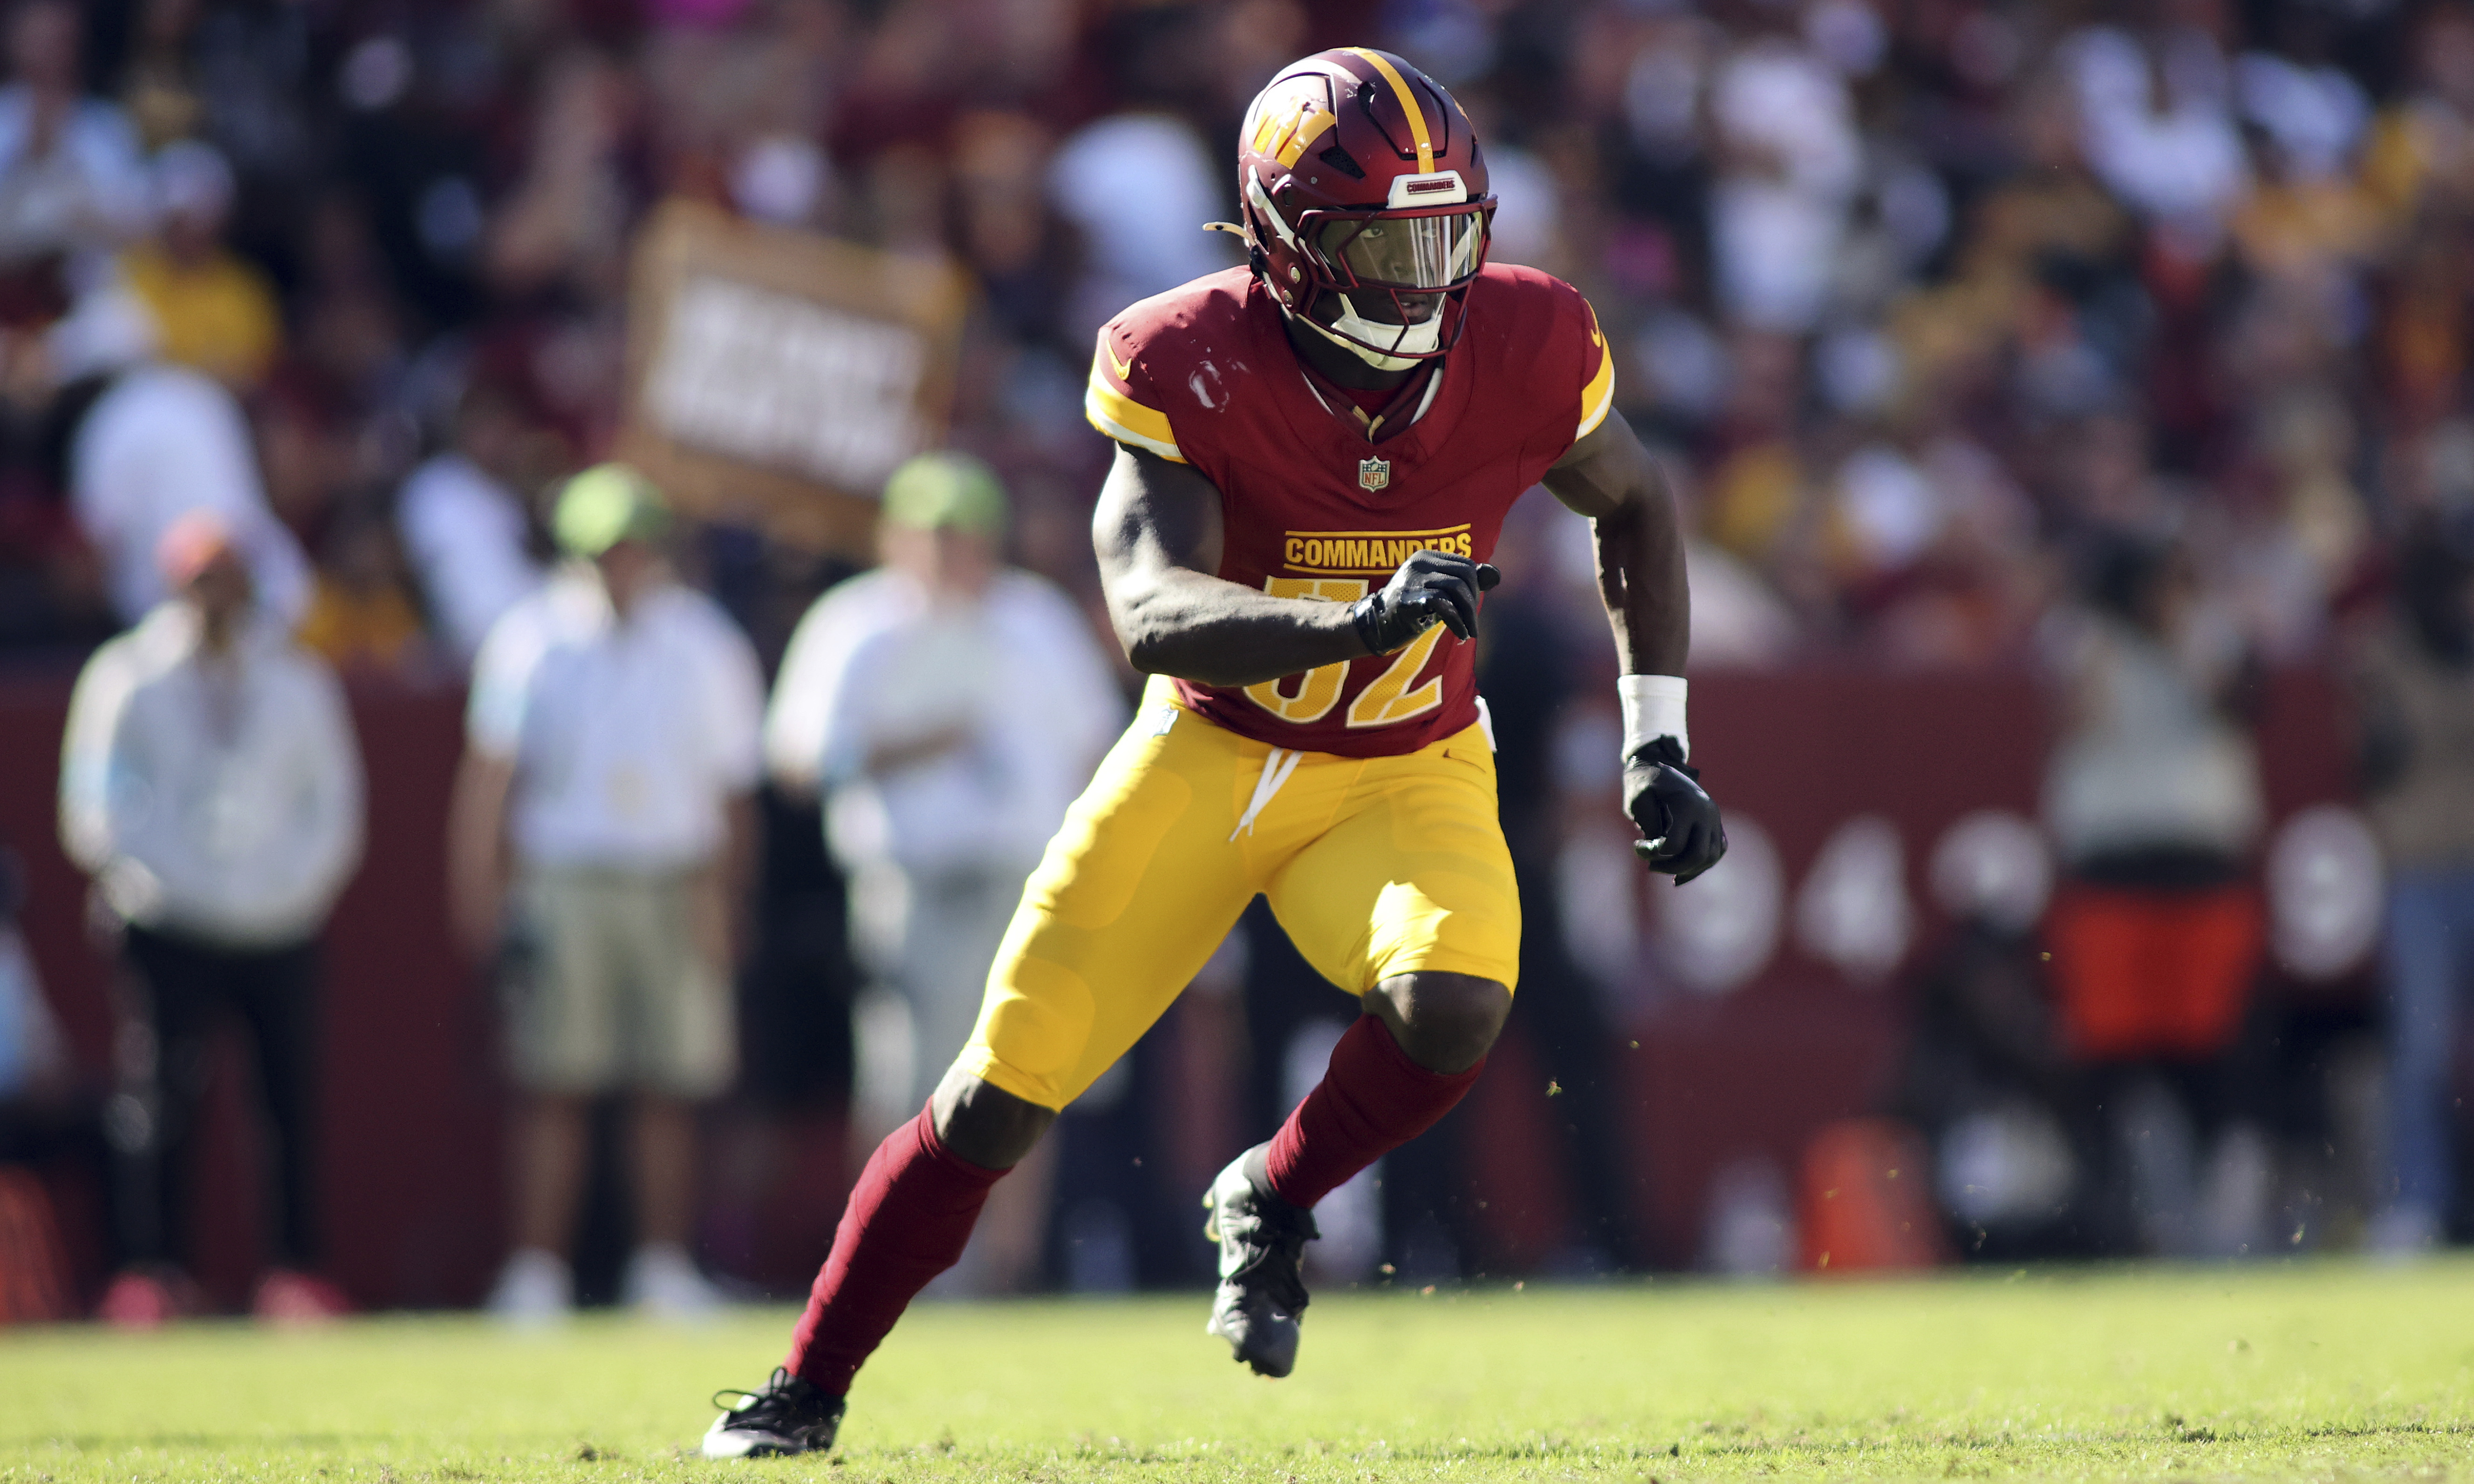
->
xmin=6 ymin=1260 xmax=2474 ymax=1481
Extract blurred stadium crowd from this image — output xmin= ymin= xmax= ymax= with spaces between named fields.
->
xmin=0 ymin=0 xmax=2470 ymax=667
xmin=3 ymin=0 xmax=2474 ymax=1320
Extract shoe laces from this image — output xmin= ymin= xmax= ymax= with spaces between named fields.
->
xmin=1226 ymin=1189 xmax=1320 ymax=1314
xmin=712 ymin=1368 xmax=833 ymax=1428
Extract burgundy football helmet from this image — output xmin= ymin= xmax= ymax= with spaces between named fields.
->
xmin=1236 ymin=48 xmax=1496 ymax=369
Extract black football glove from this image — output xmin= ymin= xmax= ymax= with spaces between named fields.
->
xmin=1348 ymin=551 xmax=1500 ymax=654
xmin=1624 ymin=735 xmax=1727 ymax=885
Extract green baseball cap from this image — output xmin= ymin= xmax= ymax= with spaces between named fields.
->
xmin=882 ymin=452 xmax=1006 ymax=538
xmin=554 ymin=463 xmax=671 ymax=557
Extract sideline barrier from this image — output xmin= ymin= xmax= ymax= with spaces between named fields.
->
xmin=0 ymin=666 xmax=2361 ymax=1302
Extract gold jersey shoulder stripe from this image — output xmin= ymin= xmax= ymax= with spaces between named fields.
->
xmin=1087 ymin=381 xmax=1184 ymax=463
xmin=1577 ymin=302 xmax=1615 ymax=440
xmin=1085 ymin=336 xmax=1183 ymax=462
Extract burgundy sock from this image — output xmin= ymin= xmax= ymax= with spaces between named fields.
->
xmin=784 ymin=1106 xmax=1005 ymax=1395
xmin=1262 ymin=1013 xmax=1484 ymax=1210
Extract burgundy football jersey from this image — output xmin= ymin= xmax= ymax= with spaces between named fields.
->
xmin=1084 ymin=263 xmax=1613 ymax=758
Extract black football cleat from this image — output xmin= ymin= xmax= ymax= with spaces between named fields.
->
xmin=1201 ymin=1143 xmax=1319 ymax=1378
xmin=701 ymin=1367 xmax=846 ymax=1458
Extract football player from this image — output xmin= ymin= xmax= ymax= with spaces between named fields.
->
xmin=704 ymin=46 xmax=1725 ymax=1458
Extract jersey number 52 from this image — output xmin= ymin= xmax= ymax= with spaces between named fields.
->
xmin=1244 ymin=577 xmax=1447 ymax=729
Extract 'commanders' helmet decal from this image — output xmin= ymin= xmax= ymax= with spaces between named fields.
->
xmin=1236 ymin=48 xmax=1496 ymax=370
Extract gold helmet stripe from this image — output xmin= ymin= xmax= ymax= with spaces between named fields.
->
xmin=1343 ymin=48 xmax=1434 ymax=173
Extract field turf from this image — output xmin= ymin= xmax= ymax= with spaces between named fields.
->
xmin=5 ymin=1259 xmax=2474 ymax=1481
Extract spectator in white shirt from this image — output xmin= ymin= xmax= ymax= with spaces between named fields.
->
xmin=0 ymin=1 xmax=149 ymax=267
xmin=451 ymin=465 xmax=764 ymax=1325
xmin=0 ymin=844 xmax=82 ymax=1325
xmin=766 ymin=453 xmax=1123 ymax=1289
xmin=57 ymin=511 xmax=364 ymax=1326
xmin=1046 ymin=110 xmax=1233 ymax=346
xmin=397 ymin=379 xmax=551 ymax=671
xmin=71 ymin=340 xmax=311 ymax=626
xmin=0 ymin=846 xmax=61 ymax=1113
xmin=1709 ymin=29 xmax=1863 ymax=333
xmin=2069 ymin=24 xmax=2250 ymax=252
xmin=0 ymin=844 xmax=68 ymax=1123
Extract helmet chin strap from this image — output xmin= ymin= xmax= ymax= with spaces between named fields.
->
xmin=1293 ymin=292 xmax=1439 ymax=372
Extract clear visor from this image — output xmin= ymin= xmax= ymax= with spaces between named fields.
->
xmin=1314 ymin=210 xmax=1485 ymax=290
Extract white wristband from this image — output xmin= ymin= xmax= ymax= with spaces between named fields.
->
xmin=1618 ymin=674 xmax=1688 ymax=762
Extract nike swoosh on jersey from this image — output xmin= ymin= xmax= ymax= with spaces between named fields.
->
xmin=1109 ymin=345 xmax=1134 ymax=380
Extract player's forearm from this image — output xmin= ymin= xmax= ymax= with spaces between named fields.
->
xmin=1109 ymin=566 xmax=1367 ymax=688
xmin=1593 ymin=473 xmax=1689 ymax=676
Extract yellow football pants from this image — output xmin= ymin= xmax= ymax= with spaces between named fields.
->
xmin=957 ymin=677 xmax=1522 ymax=1111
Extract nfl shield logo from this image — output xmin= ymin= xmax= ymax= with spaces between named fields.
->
xmin=1357 ymin=456 xmax=1390 ymax=491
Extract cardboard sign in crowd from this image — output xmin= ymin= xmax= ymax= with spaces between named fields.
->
xmin=620 ymin=199 xmax=970 ymax=554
